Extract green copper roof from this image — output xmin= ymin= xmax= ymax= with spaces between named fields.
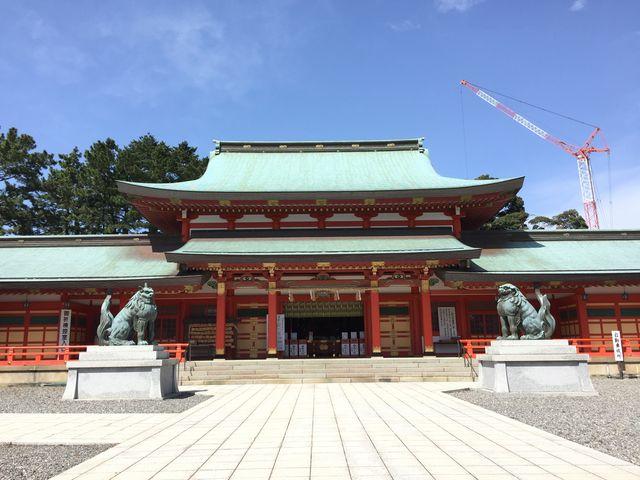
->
xmin=440 ymin=230 xmax=640 ymax=282
xmin=0 ymin=235 xmax=204 ymax=288
xmin=166 ymin=234 xmax=480 ymax=263
xmin=118 ymin=139 xmax=523 ymax=200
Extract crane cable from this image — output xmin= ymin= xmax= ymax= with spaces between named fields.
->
xmin=459 ymin=84 xmax=470 ymax=178
xmin=607 ymin=149 xmax=613 ymax=228
xmin=471 ymin=81 xmax=614 ymax=228
xmin=471 ymin=83 xmax=599 ymax=129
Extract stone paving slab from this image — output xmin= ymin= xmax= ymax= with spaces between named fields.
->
xmin=0 ymin=413 xmax=170 ymax=444
xmin=1 ymin=382 xmax=636 ymax=480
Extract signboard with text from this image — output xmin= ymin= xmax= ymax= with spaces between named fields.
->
xmin=58 ymin=309 xmax=72 ymax=346
xmin=276 ymin=314 xmax=285 ymax=351
xmin=188 ymin=323 xmax=215 ymax=346
xmin=437 ymin=307 xmax=458 ymax=340
xmin=612 ymin=330 xmax=624 ymax=362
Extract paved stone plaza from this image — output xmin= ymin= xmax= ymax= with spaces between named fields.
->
xmin=2 ymin=383 xmax=639 ymax=480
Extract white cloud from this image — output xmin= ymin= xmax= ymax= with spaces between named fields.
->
xmin=11 ymin=9 xmax=91 ymax=84
xmin=387 ymin=20 xmax=421 ymax=32
xmin=569 ymin=0 xmax=587 ymax=12
xmin=435 ymin=0 xmax=485 ymax=13
xmin=4 ymin=4 xmax=294 ymax=104
xmin=99 ymin=8 xmax=263 ymax=101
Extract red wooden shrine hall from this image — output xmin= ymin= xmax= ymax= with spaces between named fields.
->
xmin=1 ymin=139 xmax=640 ymax=361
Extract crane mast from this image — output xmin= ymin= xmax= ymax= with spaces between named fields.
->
xmin=460 ymin=80 xmax=609 ymax=229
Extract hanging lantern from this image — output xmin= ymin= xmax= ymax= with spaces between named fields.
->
xmin=356 ymin=290 xmax=362 ymax=301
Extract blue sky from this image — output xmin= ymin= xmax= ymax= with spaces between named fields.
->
xmin=1 ymin=0 xmax=639 ymax=227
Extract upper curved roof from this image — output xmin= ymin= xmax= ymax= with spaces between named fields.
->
xmin=117 ymin=139 xmax=523 ymax=200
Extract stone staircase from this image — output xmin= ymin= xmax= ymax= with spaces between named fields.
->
xmin=180 ymin=357 xmax=475 ymax=385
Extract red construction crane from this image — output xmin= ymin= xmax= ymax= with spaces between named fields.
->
xmin=460 ymin=79 xmax=610 ymax=229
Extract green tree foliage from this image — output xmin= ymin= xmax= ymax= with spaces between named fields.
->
xmin=42 ymin=147 xmax=85 ymax=234
xmin=0 ymin=128 xmax=55 ymax=235
xmin=476 ymin=174 xmax=529 ymax=230
xmin=2 ymin=127 xmax=207 ymax=235
xmin=115 ymin=135 xmax=206 ymax=232
xmin=529 ymin=209 xmax=588 ymax=230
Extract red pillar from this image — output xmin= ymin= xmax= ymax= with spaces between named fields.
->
xmin=215 ymin=281 xmax=226 ymax=358
xmin=420 ymin=276 xmax=434 ymax=354
xmin=576 ymin=289 xmax=590 ymax=338
xmin=456 ymin=297 xmax=468 ymax=338
xmin=363 ymin=292 xmax=372 ymax=355
xmin=22 ymin=301 xmax=31 ymax=346
xmin=409 ymin=286 xmax=419 ymax=355
xmin=369 ymin=278 xmax=382 ymax=356
xmin=178 ymin=301 xmax=187 ymax=342
xmin=267 ymin=281 xmax=278 ymax=357
xmin=180 ymin=217 xmax=191 ymax=242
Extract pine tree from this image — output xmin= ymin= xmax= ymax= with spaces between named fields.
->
xmin=4 ymin=128 xmax=208 ymax=235
xmin=42 ymin=147 xmax=85 ymax=234
xmin=476 ymin=174 xmax=529 ymax=230
xmin=529 ymin=209 xmax=588 ymax=230
xmin=0 ymin=127 xmax=54 ymax=235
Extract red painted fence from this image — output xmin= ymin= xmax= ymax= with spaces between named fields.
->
xmin=460 ymin=337 xmax=640 ymax=358
xmin=0 ymin=343 xmax=189 ymax=366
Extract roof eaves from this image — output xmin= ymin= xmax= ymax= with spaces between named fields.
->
xmin=116 ymin=176 xmax=524 ymax=201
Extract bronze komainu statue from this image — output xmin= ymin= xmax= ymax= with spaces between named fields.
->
xmin=496 ymin=283 xmax=556 ymax=340
xmin=97 ymin=284 xmax=158 ymax=346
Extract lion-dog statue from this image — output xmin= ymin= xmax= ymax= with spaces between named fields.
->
xmin=496 ymin=283 xmax=556 ymax=340
xmin=97 ymin=284 xmax=158 ymax=346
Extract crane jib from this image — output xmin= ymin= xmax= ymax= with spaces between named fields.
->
xmin=461 ymin=79 xmax=606 ymax=230
xmin=475 ymin=88 xmax=551 ymax=141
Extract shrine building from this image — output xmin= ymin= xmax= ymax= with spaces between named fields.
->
xmin=1 ymin=138 xmax=640 ymax=360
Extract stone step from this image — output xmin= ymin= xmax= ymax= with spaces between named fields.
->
xmin=185 ymin=360 xmax=466 ymax=370
xmin=180 ymin=375 xmax=472 ymax=385
xmin=185 ymin=358 xmax=464 ymax=367
xmin=181 ymin=369 xmax=472 ymax=379
xmin=183 ymin=366 xmax=471 ymax=375
xmin=184 ymin=365 xmax=469 ymax=374
xmin=180 ymin=357 xmax=473 ymax=385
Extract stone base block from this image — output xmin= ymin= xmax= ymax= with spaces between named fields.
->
xmin=477 ymin=340 xmax=595 ymax=394
xmin=63 ymin=345 xmax=179 ymax=400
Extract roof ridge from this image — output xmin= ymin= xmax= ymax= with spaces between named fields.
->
xmin=215 ymin=138 xmax=424 ymax=154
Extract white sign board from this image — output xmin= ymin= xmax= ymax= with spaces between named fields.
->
xmin=276 ymin=314 xmax=285 ymax=351
xmin=437 ymin=307 xmax=458 ymax=341
xmin=290 ymin=343 xmax=298 ymax=357
xmin=298 ymin=342 xmax=307 ymax=357
xmin=350 ymin=342 xmax=359 ymax=356
xmin=58 ymin=309 xmax=72 ymax=346
xmin=612 ymin=330 xmax=624 ymax=362
xmin=341 ymin=341 xmax=351 ymax=357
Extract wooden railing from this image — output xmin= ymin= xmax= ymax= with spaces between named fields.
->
xmin=568 ymin=337 xmax=640 ymax=357
xmin=460 ymin=337 xmax=640 ymax=359
xmin=460 ymin=339 xmax=493 ymax=358
xmin=0 ymin=343 xmax=189 ymax=366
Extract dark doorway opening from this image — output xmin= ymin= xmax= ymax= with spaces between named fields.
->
xmin=283 ymin=301 xmax=365 ymax=358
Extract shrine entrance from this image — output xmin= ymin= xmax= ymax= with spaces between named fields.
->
xmin=283 ymin=301 xmax=366 ymax=358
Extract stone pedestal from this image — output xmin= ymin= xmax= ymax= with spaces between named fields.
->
xmin=63 ymin=345 xmax=179 ymax=400
xmin=477 ymin=339 xmax=595 ymax=394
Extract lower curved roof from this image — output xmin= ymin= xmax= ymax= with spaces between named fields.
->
xmin=166 ymin=234 xmax=481 ymax=264
xmin=0 ymin=235 xmax=206 ymax=289
xmin=439 ymin=230 xmax=640 ymax=282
